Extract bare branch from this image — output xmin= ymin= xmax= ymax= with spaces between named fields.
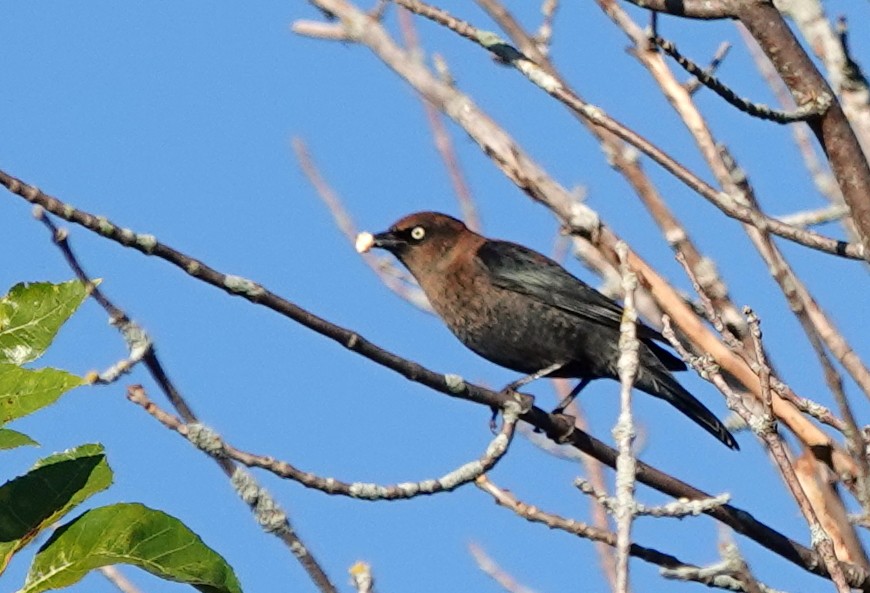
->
xmin=685 ymin=42 xmax=731 ymax=95
xmin=128 ymin=385 xmax=525 ymax=499
xmin=99 ymin=567 xmax=145 ymax=593
xmin=617 ymin=0 xmax=870 ymax=255
xmin=394 ymin=0 xmax=865 ymax=260
xmin=614 ymin=243 xmax=640 ymax=593
xmin=292 ymin=137 xmax=432 ymax=312
xmin=776 ymin=205 xmax=850 ymax=229
xmin=662 ymin=317 xmax=852 ymax=593
xmin=477 ymin=476 xmax=760 ymax=592
xmin=396 ymin=8 xmax=482 ymax=232
xmin=653 ymin=35 xmax=829 ymax=123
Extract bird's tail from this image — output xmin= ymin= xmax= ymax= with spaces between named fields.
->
xmin=636 ymin=368 xmax=739 ymax=450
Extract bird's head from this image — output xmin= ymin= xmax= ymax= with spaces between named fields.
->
xmin=356 ymin=211 xmax=472 ymax=274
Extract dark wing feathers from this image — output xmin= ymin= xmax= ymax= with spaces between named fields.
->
xmin=477 ymin=240 xmax=686 ymax=370
xmin=477 ymin=240 xmax=651 ymax=335
xmin=478 ymin=240 xmax=627 ymax=327
xmin=475 ymin=239 xmax=737 ymax=448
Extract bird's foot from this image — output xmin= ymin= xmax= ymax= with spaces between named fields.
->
xmin=551 ymin=414 xmax=576 ymax=443
xmin=488 ymin=406 xmax=499 ymax=434
xmin=491 ymin=386 xmax=535 ymax=434
xmin=497 ymin=385 xmax=535 ymax=413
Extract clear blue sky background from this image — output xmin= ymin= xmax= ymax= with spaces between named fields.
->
xmin=2 ymin=2 xmax=869 ymax=593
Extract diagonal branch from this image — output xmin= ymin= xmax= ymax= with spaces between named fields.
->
xmin=2 ymin=168 xmax=863 ymax=586
xmin=620 ymin=0 xmax=870 ymax=261
xmin=392 ymin=0 xmax=865 ymax=261
xmin=32 ymin=210 xmax=338 ymax=593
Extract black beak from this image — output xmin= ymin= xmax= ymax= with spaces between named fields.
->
xmin=372 ymin=230 xmax=407 ymax=251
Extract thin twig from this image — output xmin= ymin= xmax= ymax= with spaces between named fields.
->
xmin=662 ymin=317 xmax=852 ymax=593
xmin=719 ymin=148 xmax=870 ymax=404
xmin=99 ymin=567 xmax=144 ymax=593
xmin=551 ymin=379 xmax=620 ymax=590
xmin=738 ymin=25 xmax=854 ymax=240
xmin=292 ymin=137 xmax=432 ymax=312
xmin=653 ymin=35 xmax=830 ymax=123
xmin=613 ymin=243 xmax=639 ymax=593
xmin=674 ymin=252 xmax=745 ymax=354
xmin=477 ymin=476 xmax=761 ymax=592
xmin=684 ymin=42 xmax=731 ymax=95
xmin=391 ymin=0 xmax=865 ymax=260
xmin=776 ymin=205 xmax=850 ymax=229
xmin=34 ymin=209 xmax=152 ymax=385
xmin=717 ymin=539 xmax=765 ymax=593
xmin=533 ymin=0 xmax=559 ymax=55
xmin=127 ymin=385 xmax=525 ymax=499
xmin=575 ymin=479 xmax=730 ymax=518
xmin=396 ymin=8 xmax=481 ymax=232
xmin=469 ymin=543 xmax=540 ymax=593
xmin=661 ymin=541 xmax=783 ymax=593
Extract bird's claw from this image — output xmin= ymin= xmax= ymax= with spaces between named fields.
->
xmin=550 ymin=413 xmax=576 ymax=443
xmin=498 ymin=387 xmax=534 ymax=414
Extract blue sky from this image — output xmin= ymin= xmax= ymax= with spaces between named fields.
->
xmin=2 ymin=2 xmax=869 ymax=593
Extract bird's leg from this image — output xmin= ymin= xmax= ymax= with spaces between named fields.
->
xmin=502 ymin=361 xmax=566 ymax=393
xmin=490 ymin=361 xmax=565 ymax=431
xmin=552 ymin=378 xmax=591 ymax=415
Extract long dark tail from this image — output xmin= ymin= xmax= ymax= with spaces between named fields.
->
xmin=635 ymin=368 xmax=738 ymax=450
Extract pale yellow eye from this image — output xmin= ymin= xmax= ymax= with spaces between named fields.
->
xmin=410 ymin=226 xmax=426 ymax=240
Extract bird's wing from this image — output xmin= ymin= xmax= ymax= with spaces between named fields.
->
xmin=476 ymin=240 xmax=664 ymax=342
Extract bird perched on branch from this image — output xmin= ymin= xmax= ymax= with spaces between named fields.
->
xmin=356 ymin=211 xmax=738 ymax=450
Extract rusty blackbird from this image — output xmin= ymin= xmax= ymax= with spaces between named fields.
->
xmin=357 ymin=211 xmax=737 ymax=450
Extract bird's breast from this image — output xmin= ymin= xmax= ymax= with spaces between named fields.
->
xmin=426 ymin=277 xmax=600 ymax=376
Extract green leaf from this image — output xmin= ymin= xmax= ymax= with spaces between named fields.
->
xmin=0 ymin=428 xmax=38 ymax=450
xmin=0 ymin=444 xmax=112 ymax=574
xmin=22 ymin=503 xmax=243 ymax=593
xmin=0 ymin=364 xmax=83 ymax=425
xmin=0 ymin=281 xmax=89 ymax=365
